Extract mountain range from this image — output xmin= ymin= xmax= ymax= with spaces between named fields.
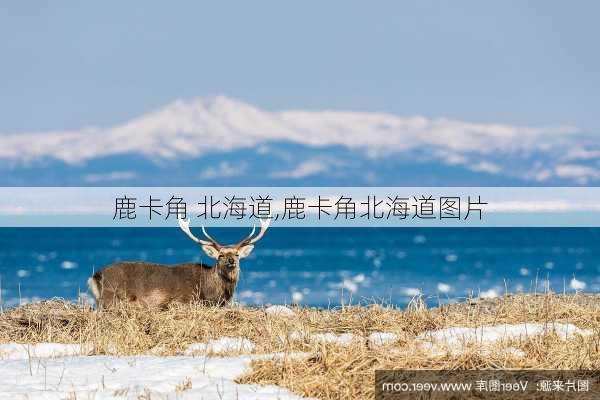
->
xmin=0 ymin=96 xmax=598 ymax=186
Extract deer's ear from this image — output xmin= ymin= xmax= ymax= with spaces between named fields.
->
xmin=201 ymin=245 xmax=220 ymax=259
xmin=238 ymin=245 xmax=254 ymax=259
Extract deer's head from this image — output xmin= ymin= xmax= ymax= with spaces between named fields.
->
xmin=178 ymin=217 xmax=270 ymax=274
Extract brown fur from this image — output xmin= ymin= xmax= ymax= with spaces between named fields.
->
xmin=89 ymin=218 xmax=268 ymax=308
xmin=89 ymin=260 xmax=240 ymax=308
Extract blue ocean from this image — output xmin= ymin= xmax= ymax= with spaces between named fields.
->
xmin=0 ymin=228 xmax=598 ymax=308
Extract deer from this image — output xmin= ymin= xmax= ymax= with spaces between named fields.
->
xmin=87 ymin=216 xmax=270 ymax=308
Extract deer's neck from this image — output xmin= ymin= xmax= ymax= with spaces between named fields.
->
xmin=218 ymin=268 xmax=239 ymax=285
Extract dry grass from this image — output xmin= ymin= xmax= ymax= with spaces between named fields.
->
xmin=1 ymin=293 xmax=600 ymax=399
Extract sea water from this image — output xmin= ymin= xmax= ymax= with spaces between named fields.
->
xmin=0 ymin=228 xmax=597 ymax=308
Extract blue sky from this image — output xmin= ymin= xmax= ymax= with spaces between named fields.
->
xmin=1 ymin=1 xmax=599 ymax=134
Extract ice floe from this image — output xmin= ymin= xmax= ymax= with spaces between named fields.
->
xmin=569 ymin=277 xmax=587 ymax=290
xmin=437 ymin=283 xmax=452 ymax=293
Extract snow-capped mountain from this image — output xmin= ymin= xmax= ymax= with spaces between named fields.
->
xmin=0 ymin=96 xmax=598 ymax=186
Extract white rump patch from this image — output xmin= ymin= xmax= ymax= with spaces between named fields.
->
xmin=87 ymin=277 xmax=100 ymax=300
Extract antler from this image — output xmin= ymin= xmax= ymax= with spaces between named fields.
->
xmin=178 ymin=216 xmax=221 ymax=248
xmin=235 ymin=217 xmax=271 ymax=247
xmin=201 ymin=225 xmax=220 ymax=245
xmin=234 ymin=225 xmax=256 ymax=246
xmin=179 ymin=215 xmax=269 ymax=248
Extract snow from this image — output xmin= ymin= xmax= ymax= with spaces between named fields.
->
xmin=418 ymin=323 xmax=593 ymax=355
xmin=288 ymin=330 xmax=308 ymax=341
xmin=288 ymin=322 xmax=592 ymax=354
xmin=368 ymin=332 xmax=398 ymax=347
xmin=311 ymin=333 xmax=361 ymax=345
xmin=0 ymin=96 xmax=590 ymax=185
xmin=184 ymin=337 xmax=255 ymax=354
xmin=265 ymin=305 xmax=295 ymax=317
xmin=490 ymin=347 xmax=527 ymax=358
xmin=473 ymin=346 xmax=527 ymax=358
xmin=0 ymin=342 xmax=88 ymax=360
xmin=288 ymin=331 xmax=362 ymax=346
xmin=3 ymin=320 xmax=592 ymax=397
xmin=0 ymin=343 xmax=311 ymax=400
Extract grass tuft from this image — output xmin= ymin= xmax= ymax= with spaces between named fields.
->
xmin=1 ymin=293 xmax=599 ymax=399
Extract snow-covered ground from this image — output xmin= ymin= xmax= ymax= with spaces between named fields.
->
xmin=183 ymin=337 xmax=256 ymax=355
xmin=0 ymin=342 xmax=87 ymax=360
xmin=311 ymin=332 xmax=361 ymax=345
xmin=0 ymin=322 xmax=593 ymax=398
xmin=264 ymin=305 xmax=296 ymax=317
xmin=288 ymin=322 xmax=593 ymax=355
xmin=0 ymin=342 xmax=310 ymax=400
xmin=417 ymin=322 xmax=593 ymax=355
xmin=367 ymin=332 xmax=399 ymax=347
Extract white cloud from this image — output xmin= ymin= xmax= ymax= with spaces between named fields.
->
xmin=198 ymin=161 xmax=246 ymax=179
xmin=270 ymin=159 xmax=330 ymax=179
xmin=555 ymin=164 xmax=600 ymax=184
xmin=441 ymin=153 xmax=469 ymax=166
xmin=563 ymin=147 xmax=600 ymax=161
xmin=469 ymin=161 xmax=502 ymax=174
xmin=532 ymin=169 xmax=553 ymax=182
